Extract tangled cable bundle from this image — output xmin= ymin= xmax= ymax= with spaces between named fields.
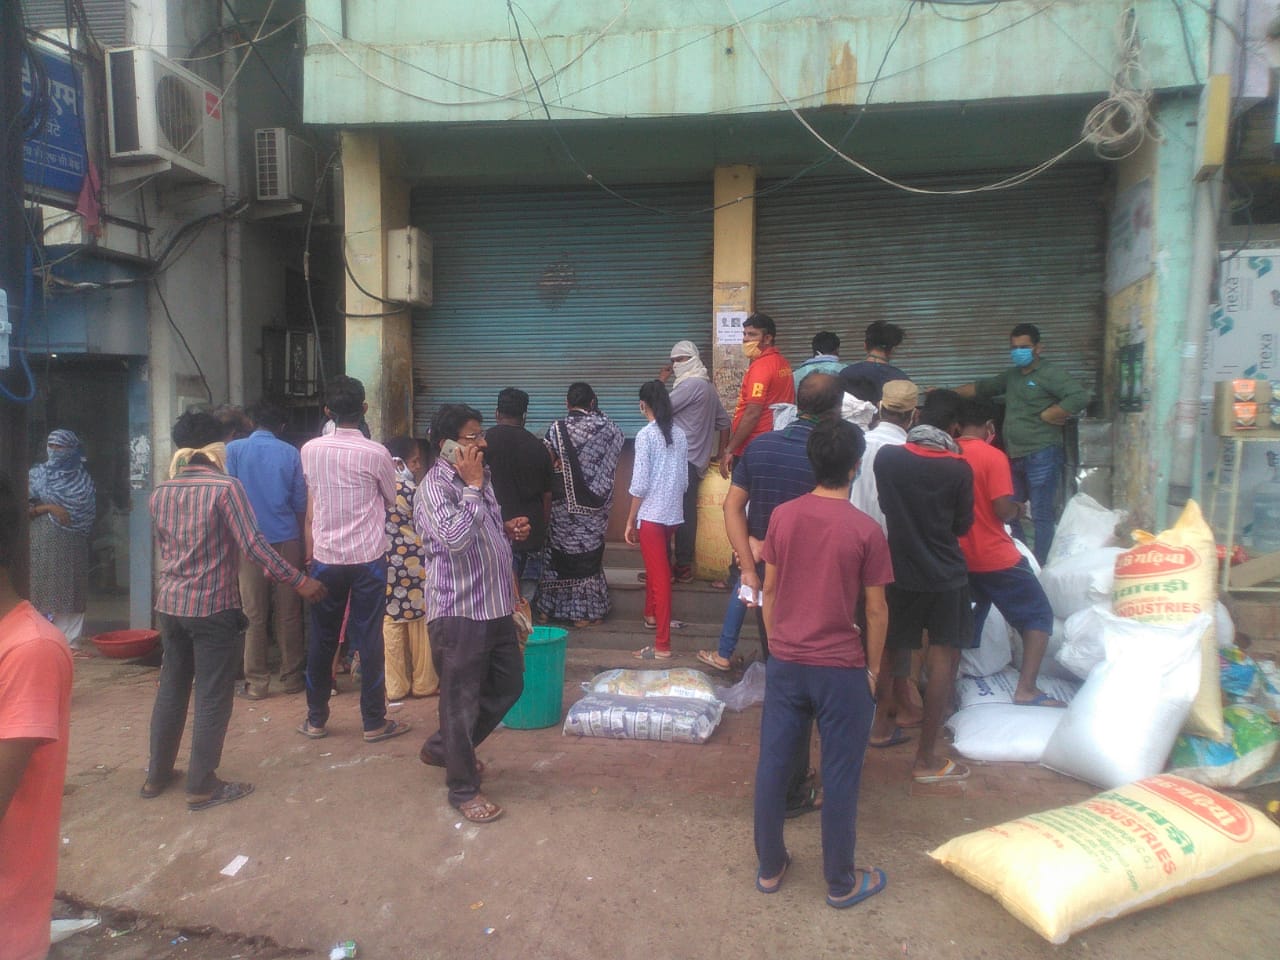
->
xmin=1082 ymin=9 xmax=1163 ymax=159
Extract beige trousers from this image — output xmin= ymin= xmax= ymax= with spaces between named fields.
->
xmin=383 ymin=616 xmax=438 ymax=700
xmin=239 ymin=539 xmax=305 ymax=695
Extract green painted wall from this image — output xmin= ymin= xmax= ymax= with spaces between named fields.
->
xmin=304 ymin=1 xmax=1206 ymax=126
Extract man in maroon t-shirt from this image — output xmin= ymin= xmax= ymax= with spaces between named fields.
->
xmin=753 ymin=420 xmax=893 ymax=909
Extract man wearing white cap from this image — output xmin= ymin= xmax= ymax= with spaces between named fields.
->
xmin=661 ymin=341 xmax=730 ymax=583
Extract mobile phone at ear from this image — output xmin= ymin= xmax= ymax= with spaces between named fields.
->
xmin=439 ymin=439 xmax=462 ymax=463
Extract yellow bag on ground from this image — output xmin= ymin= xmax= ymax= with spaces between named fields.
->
xmin=1112 ymin=500 xmax=1224 ymax=740
xmin=692 ymin=470 xmax=732 ymax=581
xmin=930 ymin=775 xmax=1280 ymax=944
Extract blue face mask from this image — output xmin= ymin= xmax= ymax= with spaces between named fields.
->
xmin=1010 ymin=347 xmax=1035 ymax=367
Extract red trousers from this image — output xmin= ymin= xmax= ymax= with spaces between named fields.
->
xmin=638 ymin=520 xmax=675 ymax=651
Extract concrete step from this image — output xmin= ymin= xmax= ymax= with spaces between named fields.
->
xmin=603 ymin=566 xmax=752 ymax=626
xmin=551 ymin=615 xmax=762 ymax=657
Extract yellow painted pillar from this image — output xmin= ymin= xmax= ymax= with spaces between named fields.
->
xmin=711 ymin=165 xmax=757 ymax=411
xmin=341 ymin=131 xmax=412 ymax=440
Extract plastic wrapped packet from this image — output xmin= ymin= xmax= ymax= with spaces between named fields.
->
xmin=584 ymin=668 xmax=720 ymax=703
xmin=563 ymin=693 xmax=725 ymax=744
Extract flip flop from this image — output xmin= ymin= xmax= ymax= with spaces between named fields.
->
xmin=1014 ymin=692 xmax=1067 ymax=708
xmin=186 ymin=780 xmax=254 ymax=812
xmin=139 ymin=768 xmax=183 ymax=799
xmin=913 ymin=758 xmax=971 ymax=784
xmin=457 ymin=794 xmax=503 ymax=823
xmin=697 ymin=650 xmax=733 ymax=672
xmin=869 ymin=726 xmax=911 ymax=749
xmin=784 ymin=784 xmax=823 ymax=819
xmin=364 ymin=719 xmax=411 ymax=743
xmin=756 ymin=853 xmax=791 ymax=894
xmin=827 ymin=867 xmax=887 ymax=909
xmin=633 ymin=645 xmax=673 ymax=661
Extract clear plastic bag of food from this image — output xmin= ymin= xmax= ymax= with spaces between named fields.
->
xmin=562 ymin=693 xmax=725 ymax=744
xmin=584 ymin=668 xmax=721 ymax=703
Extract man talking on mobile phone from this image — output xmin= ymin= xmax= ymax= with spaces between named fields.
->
xmin=415 ymin=404 xmax=530 ymax=825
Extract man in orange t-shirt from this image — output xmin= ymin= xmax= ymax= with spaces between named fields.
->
xmin=955 ymin=397 xmax=1062 ymax=708
xmin=720 ymin=312 xmax=795 ymax=479
xmin=0 ymin=472 xmax=74 ymax=960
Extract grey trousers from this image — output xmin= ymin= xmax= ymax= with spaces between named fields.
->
xmin=148 ymin=609 xmax=244 ymax=795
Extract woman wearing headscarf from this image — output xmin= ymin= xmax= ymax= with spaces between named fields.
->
xmin=665 ymin=340 xmax=730 ymax=583
xmin=28 ymin=429 xmax=97 ymax=647
xmin=534 ymin=382 xmax=624 ymax=627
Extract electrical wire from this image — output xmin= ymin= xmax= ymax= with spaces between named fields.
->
xmin=174 ymin=16 xmax=304 ymax=63
xmin=1170 ymin=0 xmax=1203 ymax=86
xmin=1080 ymin=8 xmax=1163 ymax=161
xmin=342 ymin=238 xmax=402 ymax=306
xmin=723 ymin=0 xmax=1090 ymax=195
xmin=302 ymin=149 xmax=339 ymax=391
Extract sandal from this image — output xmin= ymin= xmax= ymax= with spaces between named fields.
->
xmin=139 ymin=768 xmax=183 ymax=799
xmin=756 ymin=853 xmax=791 ymax=894
xmin=913 ymin=758 xmax=970 ymax=784
xmin=186 ymin=779 xmax=254 ymax=812
xmin=633 ymin=645 xmax=673 ymax=661
xmin=456 ymin=794 xmax=504 ymax=823
xmin=784 ymin=784 xmax=824 ymax=819
xmin=364 ymin=719 xmax=411 ymax=743
xmin=296 ymin=720 xmax=328 ymax=739
xmin=697 ymin=650 xmax=733 ymax=672
xmin=827 ymin=867 xmax=887 ymax=909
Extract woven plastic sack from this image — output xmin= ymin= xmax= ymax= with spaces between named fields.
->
xmin=954 ymin=667 xmax=1079 ymax=710
xmin=1039 ymin=547 xmax=1123 ymax=620
xmin=562 ymin=693 xmax=724 ymax=744
xmin=1112 ymin=500 xmax=1223 ymax=741
xmin=959 ymin=604 xmax=1013 ymax=678
xmin=584 ymin=668 xmax=721 ymax=703
xmin=944 ymin=703 xmax=1066 ymax=763
xmin=1044 ymin=493 xmax=1125 ymax=567
xmin=1008 ymin=617 xmax=1078 ymax=681
xmin=1169 ymin=704 xmax=1280 ymax=789
xmin=1041 ymin=614 xmax=1208 ymax=788
xmin=930 ymin=775 xmax=1280 ymax=943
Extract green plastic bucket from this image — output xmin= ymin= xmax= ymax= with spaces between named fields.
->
xmin=503 ymin=627 xmax=568 ymax=729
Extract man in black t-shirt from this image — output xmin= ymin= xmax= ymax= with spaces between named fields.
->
xmin=484 ymin=388 xmax=554 ymax=597
xmin=872 ymin=389 xmax=975 ymax=785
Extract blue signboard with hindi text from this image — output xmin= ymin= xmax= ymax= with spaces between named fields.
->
xmin=21 ymin=47 xmax=88 ymax=198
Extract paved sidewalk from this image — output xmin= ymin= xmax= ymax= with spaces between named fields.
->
xmin=55 ymin=649 xmax=1279 ymax=960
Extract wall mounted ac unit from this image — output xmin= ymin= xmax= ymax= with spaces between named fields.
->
xmin=387 ymin=226 xmax=433 ymax=307
xmin=107 ymin=47 xmax=226 ymax=185
xmin=255 ymin=128 xmax=317 ymax=204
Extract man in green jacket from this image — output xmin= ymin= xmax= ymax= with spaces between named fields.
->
xmin=958 ymin=323 xmax=1089 ymax=564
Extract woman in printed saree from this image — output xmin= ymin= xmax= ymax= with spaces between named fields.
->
xmin=534 ymin=383 xmax=624 ymax=627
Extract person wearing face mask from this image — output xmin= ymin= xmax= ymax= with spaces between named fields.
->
xmin=661 ymin=341 xmax=729 ymax=583
xmin=955 ymin=397 xmax=1062 ymax=708
xmin=957 ymin=323 xmax=1089 ymax=565
xmin=719 ymin=313 xmax=795 ymax=480
xmin=28 ymin=429 xmax=97 ymax=649
xmin=381 ymin=437 xmax=438 ymax=701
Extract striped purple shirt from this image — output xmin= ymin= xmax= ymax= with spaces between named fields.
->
xmin=151 ymin=465 xmax=305 ymax=618
xmin=414 ymin=459 xmax=514 ymax=622
xmin=301 ymin=428 xmax=398 ymax=565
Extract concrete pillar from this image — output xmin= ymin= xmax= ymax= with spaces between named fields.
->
xmin=710 ymin=165 xmax=757 ymax=412
xmin=341 ymin=131 xmax=412 ymax=440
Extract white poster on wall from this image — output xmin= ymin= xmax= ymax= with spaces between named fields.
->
xmin=1106 ymin=179 xmax=1153 ymax=296
xmin=716 ymin=310 xmax=748 ymax=346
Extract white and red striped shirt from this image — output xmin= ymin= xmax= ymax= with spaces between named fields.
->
xmin=301 ymin=428 xmax=397 ymax=565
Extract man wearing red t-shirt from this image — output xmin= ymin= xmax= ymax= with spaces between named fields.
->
xmin=0 ymin=472 xmax=74 ymax=960
xmin=956 ymin=397 xmax=1062 ymax=707
xmin=755 ymin=420 xmax=893 ymax=909
xmin=720 ymin=312 xmax=795 ymax=479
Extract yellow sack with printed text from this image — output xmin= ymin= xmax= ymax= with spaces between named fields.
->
xmin=930 ymin=775 xmax=1280 ymax=943
xmin=1112 ymin=500 xmax=1224 ymax=740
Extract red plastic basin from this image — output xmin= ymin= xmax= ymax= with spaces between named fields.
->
xmin=91 ymin=629 xmax=160 ymax=659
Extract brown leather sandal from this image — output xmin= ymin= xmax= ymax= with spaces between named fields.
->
xmin=456 ymin=794 xmax=503 ymax=823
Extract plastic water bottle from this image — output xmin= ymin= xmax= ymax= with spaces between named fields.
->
xmin=1253 ymin=451 xmax=1280 ymax=555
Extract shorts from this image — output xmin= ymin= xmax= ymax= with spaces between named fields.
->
xmin=969 ymin=558 xmax=1054 ymax=636
xmin=886 ymin=583 xmax=975 ymax=650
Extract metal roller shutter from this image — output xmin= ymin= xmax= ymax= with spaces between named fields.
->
xmin=755 ymin=166 xmax=1108 ymax=394
xmin=410 ymin=183 xmax=713 ymax=438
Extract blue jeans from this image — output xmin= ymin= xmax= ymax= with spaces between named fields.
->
xmin=305 ymin=558 xmax=389 ymax=731
xmin=717 ymin=560 xmax=767 ymax=661
xmin=754 ymin=658 xmax=876 ymax=898
xmin=1010 ymin=444 xmax=1064 ymax=566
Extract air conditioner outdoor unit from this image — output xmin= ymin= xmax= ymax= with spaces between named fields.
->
xmin=387 ymin=226 xmax=433 ymax=307
xmin=255 ymin=128 xmax=317 ymax=204
xmin=106 ymin=47 xmax=226 ymax=185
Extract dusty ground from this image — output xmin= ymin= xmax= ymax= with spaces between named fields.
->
xmin=50 ymin=647 xmax=1280 ymax=960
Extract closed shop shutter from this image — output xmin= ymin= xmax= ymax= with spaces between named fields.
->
xmin=755 ymin=166 xmax=1107 ymax=395
xmin=25 ymin=0 xmax=128 ymax=46
xmin=410 ymin=183 xmax=713 ymax=438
